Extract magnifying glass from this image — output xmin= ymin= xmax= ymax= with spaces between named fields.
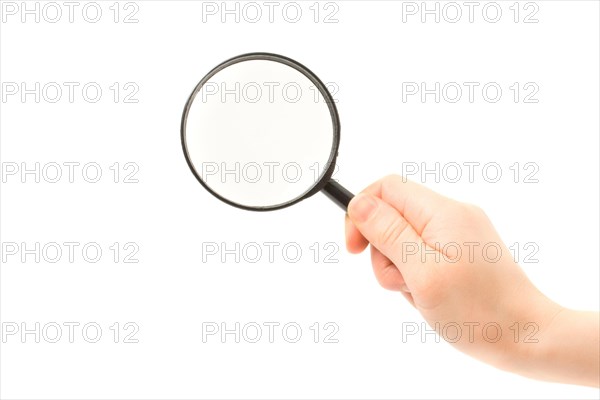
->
xmin=181 ymin=52 xmax=354 ymax=212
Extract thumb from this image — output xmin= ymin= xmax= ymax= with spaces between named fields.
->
xmin=347 ymin=193 xmax=425 ymax=281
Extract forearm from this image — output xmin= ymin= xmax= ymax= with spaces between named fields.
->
xmin=517 ymin=307 xmax=600 ymax=387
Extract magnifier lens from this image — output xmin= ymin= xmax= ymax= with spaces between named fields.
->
xmin=182 ymin=54 xmax=357 ymax=211
xmin=183 ymin=58 xmax=335 ymax=210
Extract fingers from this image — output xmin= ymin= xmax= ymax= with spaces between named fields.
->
xmin=357 ymin=175 xmax=448 ymax=235
xmin=345 ymin=175 xmax=449 ymax=254
xmin=370 ymin=245 xmax=405 ymax=291
xmin=345 ymin=214 xmax=368 ymax=253
xmin=347 ymin=192 xmax=425 ymax=280
xmin=371 ymin=246 xmax=416 ymax=306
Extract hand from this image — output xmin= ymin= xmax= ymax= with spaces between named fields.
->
xmin=345 ymin=175 xmax=599 ymax=387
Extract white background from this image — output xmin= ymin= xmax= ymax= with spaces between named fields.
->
xmin=1 ymin=1 xmax=599 ymax=399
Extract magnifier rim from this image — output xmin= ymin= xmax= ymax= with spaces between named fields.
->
xmin=181 ymin=52 xmax=341 ymax=211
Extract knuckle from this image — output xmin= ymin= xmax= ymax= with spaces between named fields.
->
xmin=384 ymin=174 xmax=405 ymax=185
xmin=469 ymin=204 xmax=488 ymax=219
xmin=379 ymin=218 xmax=410 ymax=249
xmin=409 ymin=272 xmax=445 ymax=310
xmin=451 ymin=202 xmax=481 ymax=219
xmin=376 ymin=266 xmax=401 ymax=291
xmin=457 ymin=202 xmax=489 ymax=222
xmin=378 ymin=278 xmax=398 ymax=291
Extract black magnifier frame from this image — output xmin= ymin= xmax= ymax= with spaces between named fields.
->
xmin=181 ymin=52 xmax=354 ymax=212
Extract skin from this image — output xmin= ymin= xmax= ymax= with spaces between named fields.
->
xmin=345 ymin=175 xmax=599 ymax=388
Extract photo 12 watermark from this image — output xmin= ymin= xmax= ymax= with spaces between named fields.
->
xmin=1 ymin=242 xmax=140 ymax=264
xmin=1 ymin=82 xmax=140 ymax=104
xmin=400 ymin=2 xmax=539 ymax=24
xmin=200 ymin=1 xmax=340 ymax=24
xmin=2 ymin=321 xmax=140 ymax=343
xmin=201 ymin=321 xmax=340 ymax=344
xmin=1 ymin=161 xmax=140 ymax=184
xmin=201 ymin=241 xmax=341 ymax=264
xmin=1 ymin=1 xmax=140 ymax=24
xmin=401 ymin=82 xmax=540 ymax=104
xmin=199 ymin=80 xmax=339 ymax=104
xmin=197 ymin=161 xmax=337 ymax=187
xmin=396 ymin=241 xmax=539 ymax=265
xmin=400 ymin=161 xmax=540 ymax=184
xmin=402 ymin=321 xmax=539 ymax=344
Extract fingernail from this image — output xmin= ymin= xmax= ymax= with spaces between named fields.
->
xmin=349 ymin=194 xmax=378 ymax=223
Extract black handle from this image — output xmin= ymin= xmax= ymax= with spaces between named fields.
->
xmin=322 ymin=180 xmax=354 ymax=211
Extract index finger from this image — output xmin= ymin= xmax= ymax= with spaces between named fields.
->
xmin=345 ymin=175 xmax=449 ymax=252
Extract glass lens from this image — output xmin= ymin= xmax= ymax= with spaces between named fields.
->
xmin=183 ymin=58 xmax=335 ymax=209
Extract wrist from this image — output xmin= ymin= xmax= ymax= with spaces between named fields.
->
xmin=497 ymin=288 xmax=563 ymax=377
xmin=509 ymin=298 xmax=599 ymax=387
